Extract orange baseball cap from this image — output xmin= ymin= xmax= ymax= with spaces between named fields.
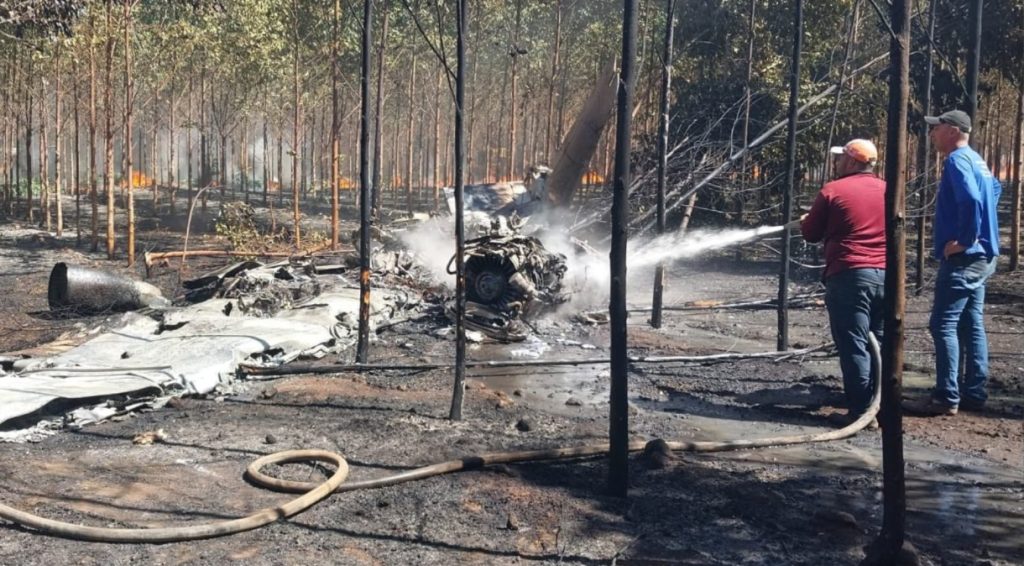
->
xmin=829 ymin=139 xmax=878 ymax=164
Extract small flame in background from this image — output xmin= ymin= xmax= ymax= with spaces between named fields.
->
xmin=119 ymin=171 xmax=155 ymax=188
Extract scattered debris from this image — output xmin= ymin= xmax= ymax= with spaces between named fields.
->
xmin=132 ymin=429 xmax=167 ymax=445
xmin=3 ymin=259 xmax=419 ymax=433
xmin=504 ymin=512 xmax=522 ymax=531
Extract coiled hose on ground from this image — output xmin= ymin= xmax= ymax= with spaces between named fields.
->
xmin=0 ymin=336 xmax=881 ymax=543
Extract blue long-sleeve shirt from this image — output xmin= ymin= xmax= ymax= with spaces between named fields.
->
xmin=933 ymin=146 xmax=1001 ymax=260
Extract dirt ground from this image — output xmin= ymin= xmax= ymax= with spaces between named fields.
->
xmin=0 ymin=194 xmax=1021 ymax=566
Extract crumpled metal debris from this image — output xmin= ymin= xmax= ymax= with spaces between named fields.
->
xmin=183 ymin=260 xmax=322 ymax=317
xmin=444 ymin=165 xmax=550 ymax=219
xmin=446 ymin=222 xmax=568 ymax=342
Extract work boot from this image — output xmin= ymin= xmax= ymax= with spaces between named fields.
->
xmin=958 ymin=396 xmax=986 ymax=412
xmin=826 ymin=412 xmax=879 ymax=430
xmin=902 ymin=397 xmax=958 ymax=416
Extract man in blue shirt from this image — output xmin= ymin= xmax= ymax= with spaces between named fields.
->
xmin=905 ymin=110 xmax=1002 ymax=416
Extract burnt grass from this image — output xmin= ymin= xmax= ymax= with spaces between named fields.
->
xmin=0 ymin=195 xmax=1021 ymax=566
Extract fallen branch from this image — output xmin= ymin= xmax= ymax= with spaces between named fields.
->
xmin=241 ymin=343 xmax=832 ymax=377
xmin=144 ymin=246 xmax=352 ymax=277
xmin=578 ymin=292 xmax=824 ymax=317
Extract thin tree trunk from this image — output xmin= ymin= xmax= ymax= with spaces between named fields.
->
xmin=124 ymin=0 xmax=136 ymax=266
xmin=736 ymin=0 xmax=756 ymax=233
xmin=466 ymin=61 xmax=477 ymax=182
xmin=277 ymin=120 xmax=283 ymax=208
xmin=151 ymin=109 xmax=158 ymax=208
xmin=292 ymin=0 xmax=301 ymax=248
xmin=73 ymin=51 xmax=81 ymax=242
xmin=1 ymin=52 xmax=10 ymax=214
xmin=406 ymin=56 xmax=415 ymax=212
xmin=199 ymin=65 xmax=208 ymax=213
xmin=242 ymin=123 xmax=249 ymax=203
xmin=433 ymin=67 xmax=441 ymax=207
xmin=25 ymin=58 xmax=33 ymax=223
xmin=390 ymin=100 xmax=400 ymax=203
xmin=777 ymin=0 xmax=803 ymax=351
xmin=268 ymin=114 xmax=272 ymax=207
xmin=105 ymin=0 xmax=115 ymax=258
xmin=1011 ymin=32 xmax=1023 ymax=271
xmin=219 ymin=134 xmax=227 ymax=201
xmin=371 ymin=3 xmax=388 ymax=216
xmin=187 ymin=61 xmax=194 ymax=214
xmin=545 ymin=0 xmax=563 ymax=162
xmin=875 ymin=0 xmax=911 ymax=559
xmin=40 ymin=76 xmax=50 ymax=231
xmin=169 ymin=86 xmax=176 ymax=212
xmin=54 ymin=43 xmax=64 ymax=237
xmin=914 ymin=0 xmax=936 ymax=292
xmin=507 ymin=0 xmax=522 ymax=179
xmin=330 ymin=0 xmax=340 ymax=246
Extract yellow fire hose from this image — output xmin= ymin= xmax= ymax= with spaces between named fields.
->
xmin=0 ymin=337 xmax=881 ymax=543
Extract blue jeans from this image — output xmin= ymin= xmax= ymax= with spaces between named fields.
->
xmin=825 ymin=268 xmax=885 ymax=416
xmin=929 ymin=254 xmax=997 ymax=407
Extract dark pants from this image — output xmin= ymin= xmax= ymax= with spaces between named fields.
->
xmin=825 ymin=268 xmax=885 ymax=416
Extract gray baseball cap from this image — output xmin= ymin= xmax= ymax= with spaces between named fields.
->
xmin=924 ymin=110 xmax=972 ymax=133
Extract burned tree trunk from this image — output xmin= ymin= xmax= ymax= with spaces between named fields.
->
xmin=357 ymin=0 xmax=374 ymax=364
xmin=609 ymin=0 xmax=638 ymax=499
xmin=914 ymin=0 xmax=936 ymax=292
xmin=651 ymin=0 xmax=674 ymax=330
xmin=871 ymin=0 xmax=911 ymax=561
xmin=777 ymin=0 xmax=802 ymax=351
xmin=450 ymin=0 xmax=468 ymax=421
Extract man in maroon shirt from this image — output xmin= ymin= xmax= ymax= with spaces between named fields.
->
xmin=800 ymin=139 xmax=886 ymax=428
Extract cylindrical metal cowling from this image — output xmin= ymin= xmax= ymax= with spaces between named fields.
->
xmin=48 ymin=263 xmax=162 ymax=315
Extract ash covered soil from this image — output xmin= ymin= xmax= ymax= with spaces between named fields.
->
xmin=0 ymin=205 xmax=1021 ymax=566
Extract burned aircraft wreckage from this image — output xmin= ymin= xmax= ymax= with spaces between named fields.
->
xmin=435 ymin=63 xmax=619 ymax=340
xmin=442 ymin=166 xmax=570 ymax=341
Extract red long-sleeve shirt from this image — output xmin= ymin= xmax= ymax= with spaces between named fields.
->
xmin=800 ymin=172 xmax=887 ymax=280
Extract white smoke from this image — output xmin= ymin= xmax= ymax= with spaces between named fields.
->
xmin=396 ymin=211 xmax=784 ymax=311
